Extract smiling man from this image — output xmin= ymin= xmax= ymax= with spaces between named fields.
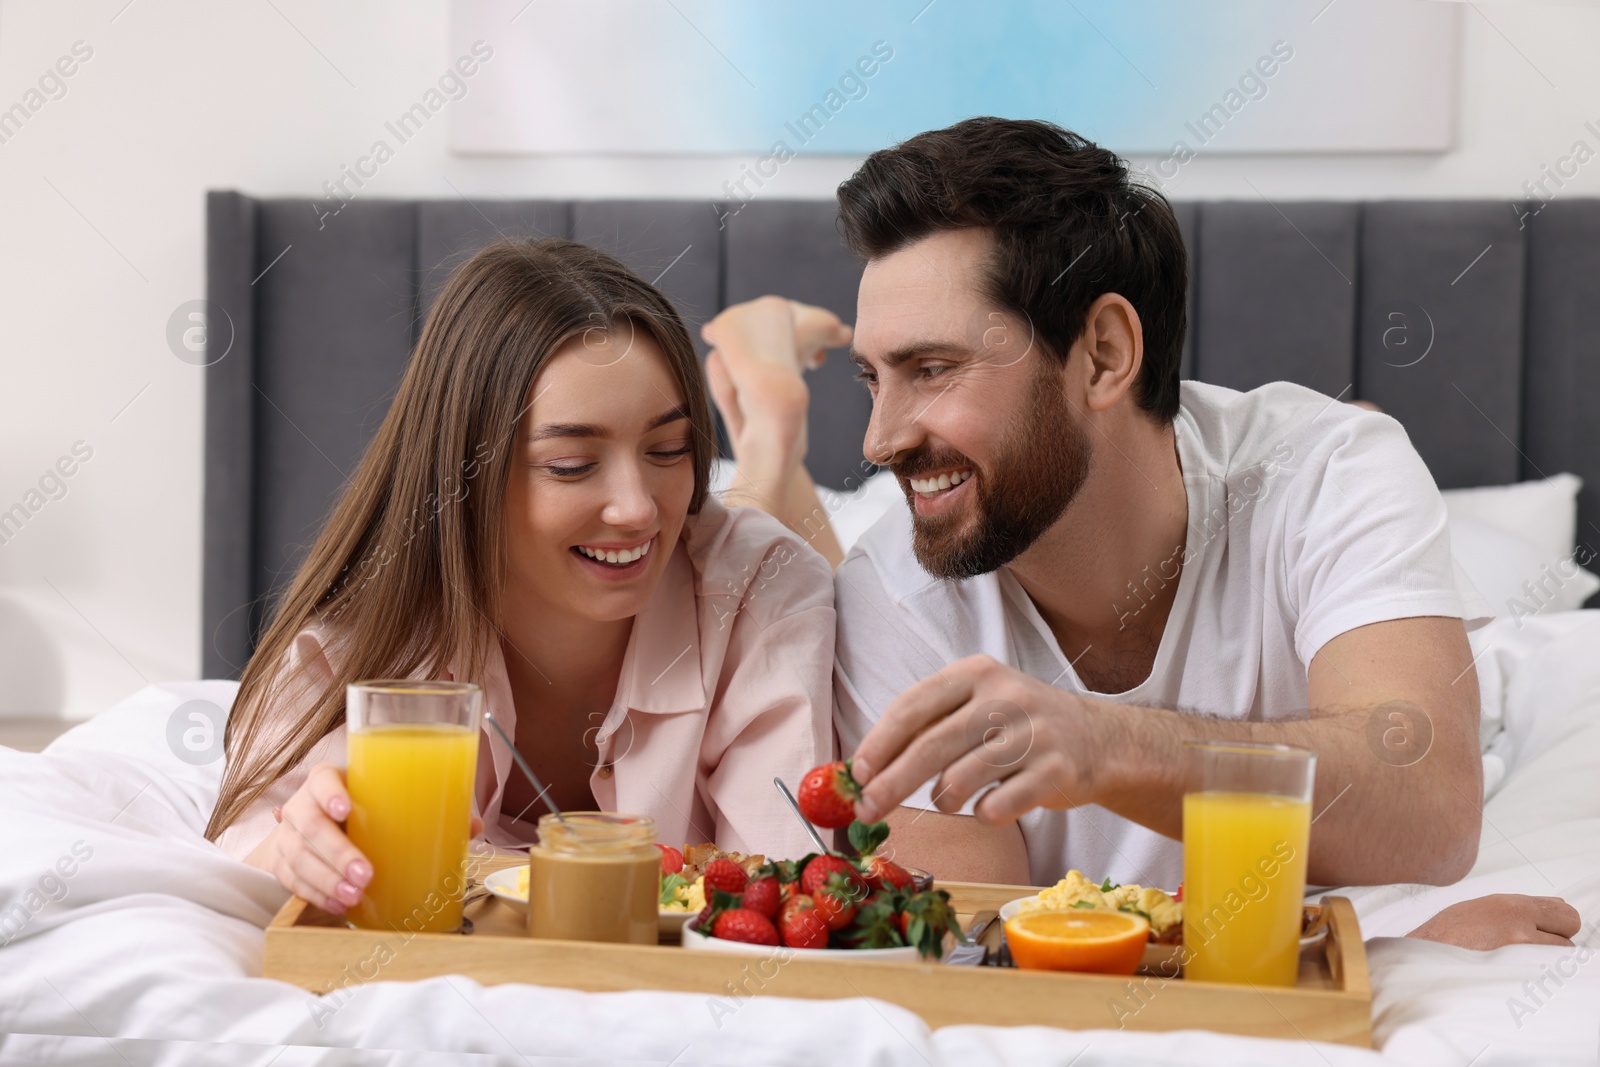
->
xmin=811 ymin=117 xmax=1493 ymax=892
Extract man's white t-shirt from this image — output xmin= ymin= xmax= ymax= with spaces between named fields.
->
xmin=833 ymin=380 xmax=1491 ymax=891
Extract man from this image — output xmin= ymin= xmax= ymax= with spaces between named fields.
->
xmin=707 ymin=116 xmax=1492 ymax=895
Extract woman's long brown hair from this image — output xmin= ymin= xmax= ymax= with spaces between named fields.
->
xmin=205 ymin=238 xmax=715 ymax=841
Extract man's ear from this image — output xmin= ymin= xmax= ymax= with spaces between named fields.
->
xmin=1077 ymin=294 xmax=1144 ymax=414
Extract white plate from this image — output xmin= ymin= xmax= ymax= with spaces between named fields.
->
xmin=482 ymin=865 xmax=695 ymax=937
xmin=999 ymin=895 xmax=1328 ymax=951
xmin=681 ymin=917 xmax=921 ymax=960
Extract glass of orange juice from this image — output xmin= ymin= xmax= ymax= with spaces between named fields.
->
xmin=345 ymin=680 xmax=482 ymax=933
xmin=1181 ymin=740 xmax=1315 ymax=987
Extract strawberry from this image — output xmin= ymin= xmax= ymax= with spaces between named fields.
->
xmin=860 ymin=854 xmax=914 ymax=892
xmin=776 ymin=894 xmax=829 ymax=950
xmin=835 ymin=892 xmax=904 ymax=950
xmin=1173 ymin=881 xmax=1184 ymax=903
xmin=812 ymin=871 xmax=862 ymax=932
xmin=742 ymin=868 xmax=781 ymax=919
xmin=656 ymin=844 xmax=684 ymax=874
xmin=844 ymin=819 xmax=912 ymax=891
xmin=800 ymin=854 xmax=863 ymax=900
xmin=796 ymin=760 xmax=863 ymax=829
xmin=711 ymin=907 xmax=779 ymax=947
xmin=894 ymin=888 xmax=961 ymax=960
xmin=703 ymin=857 xmax=749 ymax=896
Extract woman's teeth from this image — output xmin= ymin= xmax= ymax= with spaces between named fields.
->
xmin=908 ymin=469 xmax=973 ymax=496
xmin=577 ymin=540 xmax=652 ymax=565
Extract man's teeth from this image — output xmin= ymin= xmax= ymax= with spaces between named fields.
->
xmin=577 ymin=540 xmax=653 ymax=565
xmin=908 ymin=469 xmax=973 ymax=495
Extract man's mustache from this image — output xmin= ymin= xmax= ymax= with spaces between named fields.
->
xmin=891 ymin=447 xmax=977 ymax=481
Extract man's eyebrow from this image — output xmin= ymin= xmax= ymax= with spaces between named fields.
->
xmin=528 ymin=404 xmax=689 ymax=441
xmin=849 ymin=341 xmax=967 ymax=371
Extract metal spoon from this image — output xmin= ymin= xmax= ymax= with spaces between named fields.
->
xmin=485 ymin=714 xmax=565 ymax=821
xmin=772 ymin=776 xmax=830 ymax=854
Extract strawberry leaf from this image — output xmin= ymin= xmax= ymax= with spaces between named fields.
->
xmin=847 ymin=819 xmax=891 ymax=856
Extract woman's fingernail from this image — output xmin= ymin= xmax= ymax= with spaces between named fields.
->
xmin=329 ymin=797 xmax=350 ymax=819
xmin=856 ymin=798 xmax=881 ymax=823
xmin=347 ymin=861 xmax=372 ymax=887
xmin=852 ymin=758 xmax=872 ymax=784
xmin=337 ymin=881 xmax=362 ymax=904
xmin=324 ymin=899 xmax=347 ymax=916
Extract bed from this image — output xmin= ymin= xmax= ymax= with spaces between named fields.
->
xmin=2 ymin=195 xmax=1598 ymax=1064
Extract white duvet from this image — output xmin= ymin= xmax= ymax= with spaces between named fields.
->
xmin=2 ymin=615 xmax=1598 ymax=1066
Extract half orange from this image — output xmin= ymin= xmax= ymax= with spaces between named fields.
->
xmin=1005 ymin=909 xmax=1150 ymax=974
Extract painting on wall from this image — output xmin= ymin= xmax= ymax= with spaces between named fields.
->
xmin=450 ymin=0 xmax=1457 ymax=161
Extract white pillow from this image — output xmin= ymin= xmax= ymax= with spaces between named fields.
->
xmin=1449 ymin=517 xmax=1600 ymax=616
xmin=1442 ymin=473 xmax=1599 ymax=613
xmin=1442 ymin=472 xmax=1584 ymax=565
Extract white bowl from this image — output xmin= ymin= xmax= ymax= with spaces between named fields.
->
xmin=482 ymin=865 xmax=694 ymax=938
xmin=680 ymin=917 xmax=921 ymax=961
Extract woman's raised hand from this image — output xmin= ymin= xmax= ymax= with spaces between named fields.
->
xmin=244 ymin=764 xmax=372 ymax=914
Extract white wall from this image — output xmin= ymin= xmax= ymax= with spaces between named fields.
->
xmin=1 ymin=0 xmax=1597 ymax=720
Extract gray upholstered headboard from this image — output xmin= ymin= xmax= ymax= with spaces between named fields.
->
xmin=203 ymin=193 xmax=1600 ymax=677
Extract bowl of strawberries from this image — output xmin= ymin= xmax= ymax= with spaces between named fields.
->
xmin=680 ymin=760 xmax=960 ymax=960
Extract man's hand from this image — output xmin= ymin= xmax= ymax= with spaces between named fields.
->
xmin=851 ymin=654 xmax=1112 ymax=825
xmin=849 ymin=617 xmax=1483 ymax=887
xmin=1407 ymin=894 xmax=1582 ymax=950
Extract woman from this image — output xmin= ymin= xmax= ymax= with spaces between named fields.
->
xmin=207 ymin=239 xmax=835 ymax=918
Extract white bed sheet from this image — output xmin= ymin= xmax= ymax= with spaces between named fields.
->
xmin=2 ymin=616 xmax=1598 ymax=1066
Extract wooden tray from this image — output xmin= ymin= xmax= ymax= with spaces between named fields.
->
xmin=264 ymin=855 xmax=1372 ymax=1047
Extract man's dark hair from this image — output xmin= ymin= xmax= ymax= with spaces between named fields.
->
xmin=836 ymin=117 xmax=1188 ymax=423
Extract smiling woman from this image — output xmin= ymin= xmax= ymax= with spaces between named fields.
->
xmin=204 ymin=238 xmax=835 ymax=918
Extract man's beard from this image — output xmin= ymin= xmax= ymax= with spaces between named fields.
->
xmin=895 ymin=371 xmax=1092 ymax=580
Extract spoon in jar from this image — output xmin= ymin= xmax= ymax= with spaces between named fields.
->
xmin=485 ymin=714 xmax=564 ymax=821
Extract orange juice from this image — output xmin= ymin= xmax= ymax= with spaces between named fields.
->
xmin=1182 ymin=791 xmax=1311 ymax=986
xmin=346 ymin=723 xmax=478 ymax=932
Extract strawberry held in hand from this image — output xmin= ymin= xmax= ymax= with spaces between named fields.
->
xmin=796 ymin=759 xmax=863 ymax=829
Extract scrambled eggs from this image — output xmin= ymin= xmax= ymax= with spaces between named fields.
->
xmin=1018 ymin=870 xmax=1182 ymax=938
xmin=659 ymin=876 xmax=706 ymax=914
xmin=511 ymin=865 xmax=705 ymax=913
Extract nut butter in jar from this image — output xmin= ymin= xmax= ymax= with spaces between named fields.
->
xmin=526 ymin=812 xmax=659 ymax=944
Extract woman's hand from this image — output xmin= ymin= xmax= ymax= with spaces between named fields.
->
xmin=244 ymin=764 xmax=372 ymax=914
xmin=1406 ymin=893 xmax=1582 ymax=950
xmin=244 ymin=764 xmax=486 ymax=913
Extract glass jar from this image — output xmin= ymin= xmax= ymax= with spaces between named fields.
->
xmin=525 ymin=812 xmax=659 ymax=944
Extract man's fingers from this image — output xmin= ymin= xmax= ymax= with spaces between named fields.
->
xmin=1526 ymin=930 xmax=1577 ymax=947
xmin=1533 ymin=896 xmax=1583 ymax=939
xmin=972 ymin=768 xmax=1059 ymax=826
xmin=853 ymin=656 xmax=992 ymax=786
